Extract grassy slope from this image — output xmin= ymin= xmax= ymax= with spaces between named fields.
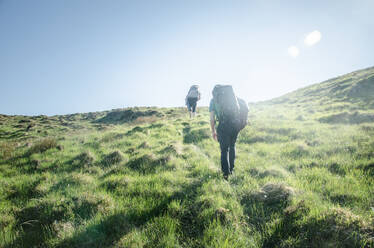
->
xmin=263 ymin=66 xmax=374 ymax=123
xmin=1 ymin=68 xmax=374 ymax=247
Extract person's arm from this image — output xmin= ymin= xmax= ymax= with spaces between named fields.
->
xmin=210 ymin=111 xmax=217 ymax=141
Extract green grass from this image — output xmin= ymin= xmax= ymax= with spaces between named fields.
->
xmin=1 ymin=67 xmax=374 ymax=247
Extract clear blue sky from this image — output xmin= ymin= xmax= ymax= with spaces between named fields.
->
xmin=1 ymin=0 xmax=373 ymax=116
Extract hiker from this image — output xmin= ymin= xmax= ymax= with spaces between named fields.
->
xmin=185 ymin=85 xmax=201 ymax=118
xmin=209 ymin=85 xmax=248 ymax=180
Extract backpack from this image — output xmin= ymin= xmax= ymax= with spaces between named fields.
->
xmin=212 ymin=85 xmax=240 ymax=124
xmin=237 ymin=97 xmax=249 ymax=131
xmin=187 ymin=85 xmax=200 ymax=99
xmin=212 ymin=85 xmax=248 ymax=131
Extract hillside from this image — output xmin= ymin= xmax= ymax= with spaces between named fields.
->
xmin=257 ymin=66 xmax=374 ymax=124
xmin=1 ymin=68 xmax=374 ymax=247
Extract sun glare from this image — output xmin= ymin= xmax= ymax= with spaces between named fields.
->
xmin=288 ymin=46 xmax=299 ymax=58
xmin=304 ymin=30 xmax=322 ymax=46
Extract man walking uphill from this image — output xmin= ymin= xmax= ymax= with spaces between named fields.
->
xmin=209 ymin=85 xmax=248 ymax=180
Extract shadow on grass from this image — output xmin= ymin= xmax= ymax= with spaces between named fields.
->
xmin=56 ymin=166 xmax=215 ymax=248
xmin=241 ymin=183 xmax=293 ymax=232
xmin=55 ymin=177 xmax=207 ymax=248
xmin=56 ymin=212 xmax=137 ymax=248
xmin=7 ymin=200 xmax=72 ymax=248
xmin=183 ymin=126 xmax=210 ymax=144
xmin=0 ymin=129 xmax=26 ymax=140
xmin=262 ymin=204 xmax=373 ymax=248
xmin=241 ymin=185 xmax=372 ymax=248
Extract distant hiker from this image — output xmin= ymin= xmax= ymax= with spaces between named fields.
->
xmin=185 ymin=85 xmax=201 ymax=118
xmin=209 ymin=85 xmax=249 ymax=180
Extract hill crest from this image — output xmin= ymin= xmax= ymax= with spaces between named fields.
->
xmin=268 ymin=66 xmax=374 ymax=108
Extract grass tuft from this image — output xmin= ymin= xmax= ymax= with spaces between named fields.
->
xmin=28 ymin=138 xmax=58 ymax=155
xmin=126 ymin=154 xmax=171 ymax=173
xmin=0 ymin=142 xmax=16 ymax=160
xmin=102 ymin=151 xmax=124 ymax=167
xmin=72 ymin=151 xmax=94 ymax=168
xmin=183 ymin=127 xmax=211 ymax=144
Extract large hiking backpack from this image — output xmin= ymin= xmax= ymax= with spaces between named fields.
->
xmin=212 ymin=85 xmax=240 ymax=124
xmin=187 ymin=85 xmax=200 ymax=99
xmin=212 ymin=85 xmax=248 ymax=131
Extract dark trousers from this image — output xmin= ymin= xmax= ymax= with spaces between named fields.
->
xmin=217 ymin=123 xmax=239 ymax=176
xmin=187 ymin=97 xmax=198 ymax=112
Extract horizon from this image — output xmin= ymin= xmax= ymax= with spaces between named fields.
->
xmin=1 ymin=0 xmax=374 ymax=116
xmin=2 ymin=65 xmax=374 ymax=117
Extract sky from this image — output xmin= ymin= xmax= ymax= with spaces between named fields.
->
xmin=0 ymin=0 xmax=373 ymax=116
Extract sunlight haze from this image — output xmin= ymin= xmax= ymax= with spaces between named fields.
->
xmin=0 ymin=0 xmax=373 ymax=115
